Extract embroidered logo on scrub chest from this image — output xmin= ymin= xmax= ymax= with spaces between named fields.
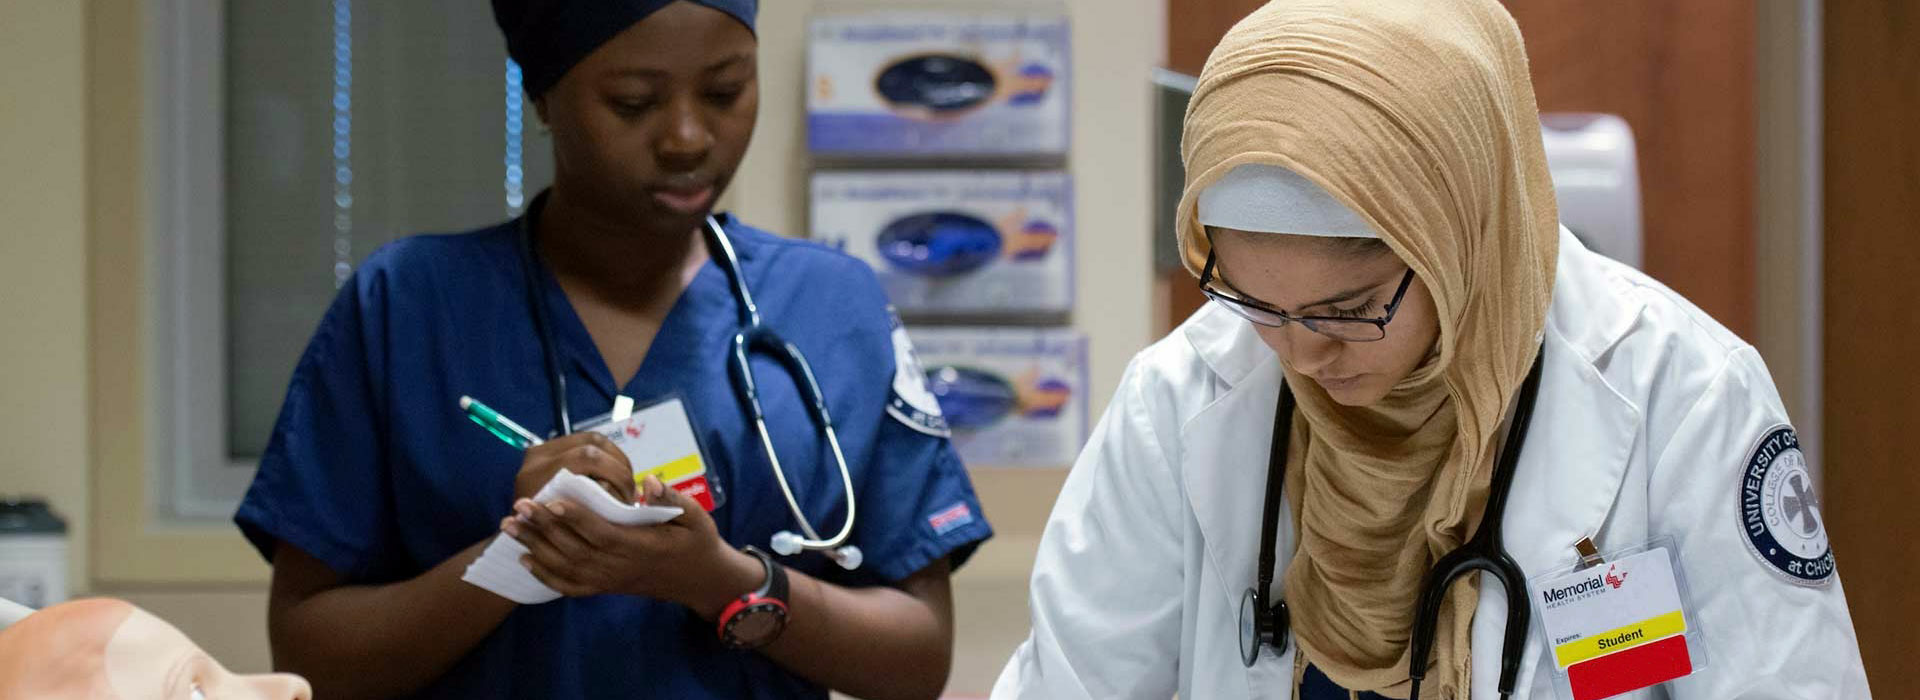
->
xmin=885 ymin=306 xmax=951 ymax=438
xmin=1738 ymin=425 xmax=1834 ymax=586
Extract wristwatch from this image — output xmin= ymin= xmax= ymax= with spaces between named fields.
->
xmin=716 ymin=546 xmax=789 ymax=650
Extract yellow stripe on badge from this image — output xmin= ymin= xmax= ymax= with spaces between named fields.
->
xmin=633 ymin=453 xmax=706 ymax=486
xmin=1554 ymin=610 xmax=1688 ymax=668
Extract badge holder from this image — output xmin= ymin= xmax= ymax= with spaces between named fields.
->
xmin=1527 ymin=536 xmax=1711 ymax=700
xmin=572 ymin=392 xmax=728 ymax=512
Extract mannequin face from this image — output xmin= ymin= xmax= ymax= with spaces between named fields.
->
xmin=0 ymin=598 xmax=310 ymax=699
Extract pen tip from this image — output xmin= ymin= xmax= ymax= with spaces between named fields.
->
xmin=459 ymin=396 xmax=474 ymax=410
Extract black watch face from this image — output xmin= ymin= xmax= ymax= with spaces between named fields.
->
xmin=728 ymin=603 xmax=788 ymax=648
xmin=1239 ymin=588 xmax=1260 ymax=667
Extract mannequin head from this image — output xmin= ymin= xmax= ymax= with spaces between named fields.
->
xmin=0 ymin=598 xmax=310 ymax=699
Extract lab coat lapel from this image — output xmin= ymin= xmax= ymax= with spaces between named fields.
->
xmin=1183 ymin=355 xmax=1287 ymax=598
xmin=1180 ymin=308 xmax=1292 ymax=695
xmin=1185 ymin=359 xmax=1292 ymax=696
xmin=1469 ymin=326 xmax=1641 ymax=700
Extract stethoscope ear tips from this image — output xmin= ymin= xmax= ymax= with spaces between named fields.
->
xmin=830 ymin=546 xmax=863 ymax=571
xmin=770 ymin=531 xmax=805 ymax=556
xmin=768 ymin=532 xmax=863 ymax=570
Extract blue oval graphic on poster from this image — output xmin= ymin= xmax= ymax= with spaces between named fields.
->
xmin=875 ymin=54 xmax=997 ymax=115
xmin=877 ymin=211 xmax=1002 ymax=277
xmin=923 ymin=366 xmax=1017 ymax=431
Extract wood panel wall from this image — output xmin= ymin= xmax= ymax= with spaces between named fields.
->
xmin=1821 ymin=1 xmax=1920 ymax=694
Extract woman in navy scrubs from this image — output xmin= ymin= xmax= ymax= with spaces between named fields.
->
xmin=233 ymin=2 xmax=992 ymax=698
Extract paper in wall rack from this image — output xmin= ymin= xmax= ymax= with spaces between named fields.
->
xmin=807 ymin=11 xmax=1070 ymax=159
xmin=908 ymin=326 xmax=1088 ymax=468
xmin=812 ymin=170 xmax=1073 ymax=317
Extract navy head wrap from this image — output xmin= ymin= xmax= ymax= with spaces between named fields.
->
xmin=493 ymin=0 xmax=758 ymax=98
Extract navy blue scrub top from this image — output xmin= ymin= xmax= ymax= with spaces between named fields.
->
xmin=1299 ymin=664 xmax=1393 ymax=700
xmin=234 ymin=213 xmax=992 ymax=699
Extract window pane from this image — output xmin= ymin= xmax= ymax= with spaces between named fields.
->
xmin=225 ymin=0 xmax=553 ymax=458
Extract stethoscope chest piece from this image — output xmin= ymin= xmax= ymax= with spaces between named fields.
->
xmin=1240 ymin=586 xmax=1290 ymax=667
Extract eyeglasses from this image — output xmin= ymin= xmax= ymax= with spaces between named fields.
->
xmin=1199 ymin=250 xmax=1416 ymax=342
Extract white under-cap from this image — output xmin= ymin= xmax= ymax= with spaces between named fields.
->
xmin=1197 ymin=163 xmax=1378 ymax=238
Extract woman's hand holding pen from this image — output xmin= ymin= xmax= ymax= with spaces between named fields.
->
xmin=512 ymin=432 xmax=639 ymax=504
xmin=503 ymin=475 xmax=764 ymax=619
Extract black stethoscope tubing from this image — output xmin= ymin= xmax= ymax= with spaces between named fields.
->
xmin=1243 ymin=344 xmax=1546 ymax=700
xmin=513 ymin=200 xmax=864 ymax=568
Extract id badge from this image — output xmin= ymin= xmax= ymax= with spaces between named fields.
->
xmin=574 ymin=395 xmax=725 ymax=512
xmin=1529 ymin=537 xmax=1710 ymax=700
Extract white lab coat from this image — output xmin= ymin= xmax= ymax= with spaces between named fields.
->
xmin=994 ymin=230 xmax=1869 ymax=699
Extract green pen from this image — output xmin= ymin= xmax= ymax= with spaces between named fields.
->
xmin=460 ymin=395 xmax=545 ymax=450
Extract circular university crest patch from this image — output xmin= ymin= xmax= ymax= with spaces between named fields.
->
xmin=1738 ymin=426 xmax=1834 ymax=586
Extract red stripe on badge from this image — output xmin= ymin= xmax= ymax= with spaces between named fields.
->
xmin=672 ymin=475 xmax=716 ymax=512
xmin=1568 ymin=634 xmax=1692 ymax=700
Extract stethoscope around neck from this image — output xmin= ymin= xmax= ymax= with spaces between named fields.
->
xmin=517 ymin=203 xmax=863 ymax=570
xmin=1239 ymin=345 xmax=1546 ymax=700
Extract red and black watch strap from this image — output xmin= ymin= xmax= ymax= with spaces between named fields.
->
xmin=716 ymin=546 xmax=789 ymax=650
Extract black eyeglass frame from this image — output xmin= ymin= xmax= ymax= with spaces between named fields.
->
xmin=1198 ymin=250 xmax=1417 ymax=342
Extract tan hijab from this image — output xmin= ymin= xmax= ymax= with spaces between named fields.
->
xmin=1176 ymin=0 xmax=1559 ymax=697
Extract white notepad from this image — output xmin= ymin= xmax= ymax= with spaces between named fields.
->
xmin=461 ymin=469 xmax=683 ymax=604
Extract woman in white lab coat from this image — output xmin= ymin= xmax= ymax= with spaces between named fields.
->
xmin=994 ymin=0 xmax=1869 ymax=698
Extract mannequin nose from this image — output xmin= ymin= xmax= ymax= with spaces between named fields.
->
xmin=237 ymin=673 xmax=312 ymax=700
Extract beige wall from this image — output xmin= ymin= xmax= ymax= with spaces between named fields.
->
xmin=0 ymin=0 xmax=92 ymax=593
xmin=77 ymin=0 xmax=277 ymax=672
xmin=732 ymin=15 xmax=1166 ymax=670
xmin=734 ymin=0 xmax=1162 ymax=416
xmin=734 ymin=3 xmax=1165 ymax=689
